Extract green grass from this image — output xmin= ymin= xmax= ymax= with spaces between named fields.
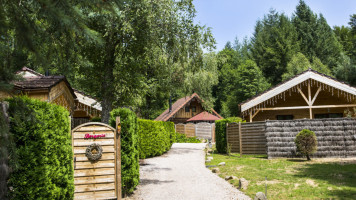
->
xmin=207 ymin=153 xmax=356 ymax=199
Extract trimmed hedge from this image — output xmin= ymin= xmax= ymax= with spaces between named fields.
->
xmin=215 ymin=117 xmax=243 ymax=153
xmin=138 ymin=119 xmax=175 ymax=159
xmin=110 ymin=108 xmax=139 ymax=195
xmin=7 ymin=96 xmax=74 ymax=200
xmin=175 ymin=132 xmax=201 ymax=143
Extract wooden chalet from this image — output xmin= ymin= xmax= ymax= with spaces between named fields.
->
xmin=0 ymin=67 xmax=102 ymax=127
xmin=155 ymin=93 xmax=222 ymax=124
xmin=240 ymin=69 xmax=356 ymax=122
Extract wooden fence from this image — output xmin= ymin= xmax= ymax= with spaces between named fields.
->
xmin=226 ymin=122 xmax=267 ymax=155
xmin=175 ymin=122 xmax=215 ymax=141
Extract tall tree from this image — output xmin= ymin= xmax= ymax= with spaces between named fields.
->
xmin=251 ymin=10 xmax=299 ymax=85
xmin=334 ymin=53 xmax=356 ymax=86
xmin=292 ymin=0 xmax=342 ymax=70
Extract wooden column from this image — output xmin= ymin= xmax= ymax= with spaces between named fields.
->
xmin=249 ymin=112 xmax=252 ymax=122
xmin=308 ymin=81 xmax=312 ymax=119
xmin=226 ymin=123 xmax=229 ymax=150
xmin=239 ymin=122 xmax=243 ymax=156
xmin=115 ymin=117 xmax=122 ymax=200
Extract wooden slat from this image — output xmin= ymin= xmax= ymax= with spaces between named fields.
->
xmin=73 ymin=139 xmax=115 ymax=147
xmin=75 ymin=175 xmax=115 ymax=185
xmin=73 ymin=132 xmax=115 ymax=139
xmin=74 ymin=146 xmax=115 ymax=154
xmin=75 ymin=182 xmax=115 ymax=193
xmin=76 ymin=126 xmax=113 ymax=132
xmin=74 ymin=190 xmax=116 ymax=200
xmin=75 ymin=160 xmax=115 ymax=170
xmin=74 ymin=168 xmax=115 ymax=177
xmin=75 ymin=153 xmax=115 ymax=162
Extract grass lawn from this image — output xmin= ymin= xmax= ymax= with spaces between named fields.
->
xmin=207 ymin=153 xmax=356 ymax=199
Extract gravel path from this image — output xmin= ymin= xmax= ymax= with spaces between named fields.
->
xmin=127 ymin=143 xmax=251 ymax=200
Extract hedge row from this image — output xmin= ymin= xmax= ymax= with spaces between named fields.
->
xmin=175 ymin=132 xmax=201 ymax=143
xmin=110 ymin=108 xmax=139 ymax=195
xmin=215 ymin=117 xmax=243 ymax=153
xmin=7 ymin=96 xmax=74 ymax=200
xmin=138 ymin=119 xmax=175 ymax=159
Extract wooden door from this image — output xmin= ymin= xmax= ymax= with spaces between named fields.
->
xmin=72 ymin=122 xmax=120 ymax=200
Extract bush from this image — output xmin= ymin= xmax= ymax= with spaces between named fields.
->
xmin=138 ymin=119 xmax=175 ymax=159
xmin=295 ymin=129 xmax=318 ymax=160
xmin=110 ymin=108 xmax=139 ymax=195
xmin=175 ymin=132 xmax=201 ymax=143
xmin=215 ymin=117 xmax=243 ymax=153
xmin=91 ymin=117 xmax=101 ymax=122
xmin=7 ymin=96 xmax=74 ymax=200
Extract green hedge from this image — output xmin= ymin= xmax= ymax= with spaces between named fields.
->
xmin=7 ymin=96 xmax=73 ymax=200
xmin=110 ymin=108 xmax=139 ymax=195
xmin=138 ymin=119 xmax=175 ymax=159
xmin=175 ymin=132 xmax=201 ymax=143
xmin=215 ymin=117 xmax=243 ymax=153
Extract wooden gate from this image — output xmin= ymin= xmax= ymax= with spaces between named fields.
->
xmin=72 ymin=121 xmax=121 ymax=200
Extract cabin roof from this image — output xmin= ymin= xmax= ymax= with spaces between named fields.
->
xmin=155 ymin=93 xmax=222 ymax=121
xmin=239 ymin=69 xmax=356 ymax=112
xmin=187 ymin=111 xmax=221 ymax=122
xmin=74 ymin=89 xmax=102 ymax=111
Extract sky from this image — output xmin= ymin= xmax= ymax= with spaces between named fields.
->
xmin=193 ymin=0 xmax=356 ymax=51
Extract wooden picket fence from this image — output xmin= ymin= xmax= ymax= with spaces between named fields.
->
xmin=175 ymin=122 xmax=215 ymax=141
xmin=226 ymin=122 xmax=267 ymax=155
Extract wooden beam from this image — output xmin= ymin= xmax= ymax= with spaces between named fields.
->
xmin=251 ymin=110 xmax=260 ymax=120
xmin=250 ymin=112 xmax=252 ymax=122
xmin=308 ymin=82 xmax=312 ymax=119
xmin=115 ymin=117 xmax=122 ymax=200
xmin=297 ymin=87 xmax=310 ymax=105
xmin=311 ymin=87 xmax=321 ymax=105
xmin=239 ymin=122 xmax=242 ymax=156
xmin=260 ymin=104 xmax=356 ymax=111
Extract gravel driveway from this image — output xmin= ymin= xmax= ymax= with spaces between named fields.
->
xmin=127 ymin=143 xmax=250 ymax=200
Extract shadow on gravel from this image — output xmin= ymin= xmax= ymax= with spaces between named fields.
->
xmin=140 ymin=179 xmax=174 ymax=186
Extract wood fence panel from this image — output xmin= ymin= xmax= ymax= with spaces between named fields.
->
xmin=175 ymin=124 xmax=185 ymax=134
xmin=241 ymin=122 xmax=267 ymax=154
xmin=72 ymin=122 xmax=119 ymax=200
xmin=195 ymin=122 xmax=213 ymax=139
xmin=185 ymin=123 xmax=196 ymax=137
xmin=226 ymin=123 xmax=240 ymax=153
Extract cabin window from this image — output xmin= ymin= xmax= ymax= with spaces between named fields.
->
xmin=314 ymin=113 xmax=343 ymax=119
xmin=192 ymin=106 xmax=196 ymax=112
xmin=185 ymin=106 xmax=190 ymax=112
xmin=276 ymin=115 xmax=294 ymax=120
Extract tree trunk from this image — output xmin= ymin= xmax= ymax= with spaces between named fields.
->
xmin=306 ymin=154 xmax=311 ymax=161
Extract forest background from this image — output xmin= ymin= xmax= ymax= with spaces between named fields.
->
xmin=1 ymin=0 xmax=356 ymax=122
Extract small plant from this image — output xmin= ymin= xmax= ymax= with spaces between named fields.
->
xmin=294 ymin=129 xmax=317 ymax=161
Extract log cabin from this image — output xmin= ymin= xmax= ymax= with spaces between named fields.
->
xmin=155 ymin=93 xmax=222 ymax=124
xmin=0 ymin=67 xmax=101 ymax=127
xmin=240 ymin=69 xmax=356 ymax=122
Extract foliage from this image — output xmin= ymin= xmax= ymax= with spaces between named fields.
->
xmin=215 ymin=117 xmax=243 ymax=153
xmin=7 ymin=96 xmax=73 ymax=200
xmin=295 ymin=129 xmax=317 ymax=160
xmin=110 ymin=108 xmax=139 ymax=195
xmin=137 ymin=119 xmax=175 ymax=159
xmin=251 ymin=10 xmax=299 ymax=85
xmin=207 ymin=153 xmax=356 ymax=199
xmin=292 ymin=0 xmax=342 ymax=70
xmin=175 ymin=132 xmax=201 ymax=143
xmin=282 ymin=53 xmax=331 ymax=80
xmin=333 ymin=53 xmax=356 ymax=86
xmin=90 ymin=117 xmax=101 ymax=122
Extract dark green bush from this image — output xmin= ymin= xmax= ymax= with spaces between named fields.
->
xmin=215 ymin=117 xmax=243 ymax=153
xmin=175 ymin=132 xmax=201 ymax=143
xmin=138 ymin=119 xmax=174 ymax=159
xmin=295 ymin=129 xmax=317 ymax=160
xmin=91 ymin=117 xmax=101 ymax=122
xmin=110 ymin=108 xmax=139 ymax=195
xmin=7 ymin=96 xmax=73 ymax=200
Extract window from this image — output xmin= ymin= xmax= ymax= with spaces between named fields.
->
xmin=314 ymin=113 xmax=343 ymax=119
xmin=192 ymin=106 xmax=196 ymax=112
xmin=276 ymin=115 xmax=294 ymax=120
xmin=185 ymin=106 xmax=190 ymax=112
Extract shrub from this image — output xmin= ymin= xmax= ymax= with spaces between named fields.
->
xmin=175 ymin=132 xmax=201 ymax=143
xmin=295 ymin=129 xmax=317 ymax=160
xmin=138 ymin=119 xmax=175 ymax=159
xmin=215 ymin=117 xmax=243 ymax=153
xmin=110 ymin=108 xmax=139 ymax=195
xmin=91 ymin=117 xmax=101 ymax=122
xmin=7 ymin=96 xmax=73 ymax=200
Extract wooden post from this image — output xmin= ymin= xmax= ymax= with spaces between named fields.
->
xmin=308 ymin=81 xmax=312 ymax=119
xmin=249 ymin=112 xmax=252 ymax=122
xmin=239 ymin=122 xmax=243 ymax=156
xmin=115 ymin=117 xmax=122 ymax=200
xmin=226 ymin=123 xmax=229 ymax=152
